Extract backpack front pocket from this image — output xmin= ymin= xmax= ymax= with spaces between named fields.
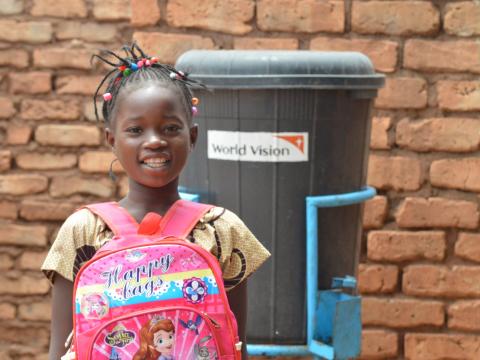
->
xmin=89 ymin=306 xmax=221 ymax=360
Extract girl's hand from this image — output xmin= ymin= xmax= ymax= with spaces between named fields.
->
xmin=49 ymin=275 xmax=73 ymax=360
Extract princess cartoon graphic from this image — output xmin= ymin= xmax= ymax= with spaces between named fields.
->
xmin=133 ymin=316 xmax=175 ymax=360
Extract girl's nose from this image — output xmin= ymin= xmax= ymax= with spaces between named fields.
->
xmin=143 ymin=132 xmax=167 ymax=149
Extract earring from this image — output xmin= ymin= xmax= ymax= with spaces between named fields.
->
xmin=109 ymin=159 xmax=118 ymax=182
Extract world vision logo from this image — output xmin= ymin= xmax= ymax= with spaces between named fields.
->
xmin=274 ymin=134 xmax=305 ymax=154
xmin=208 ymin=131 xmax=309 ymax=162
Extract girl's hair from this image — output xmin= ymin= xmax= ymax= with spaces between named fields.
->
xmin=133 ymin=318 xmax=175 ymax=360
xmin=92 ymin=43 xmax=202 ymax=126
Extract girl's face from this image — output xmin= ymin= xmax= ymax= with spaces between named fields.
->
xmin=153 ymin=329 xmax=174 ymax=355
xmin=106 ymin=84 xmax=197 ymax=189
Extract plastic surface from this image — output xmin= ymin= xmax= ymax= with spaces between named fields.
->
xmin=177 ymin=50 xmax=382 ymax=344
xmin=176 ymin=50 xmax=384 ymax=89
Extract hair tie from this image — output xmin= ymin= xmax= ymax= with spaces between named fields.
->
xmin=192 ymin=106 xmax=198 ymax=116
xmin=103 ymin=92 xmax=112 ymax=101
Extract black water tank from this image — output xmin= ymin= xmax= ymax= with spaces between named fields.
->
xmin=176 ymin=51 xmax=384 ymax=344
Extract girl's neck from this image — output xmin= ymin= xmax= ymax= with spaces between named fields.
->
xmin=119 ymin=178 xmax=181 ymax=221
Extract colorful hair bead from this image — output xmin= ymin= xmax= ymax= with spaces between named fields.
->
xmin=150 ymin=57 xmax=159 ymax=64
xmin=130 ymin=63 xmax=138 ymax=71
xmin=103 ymin=92 xmax=112 ymax=101
xmin=137 ymin=60 xmax=144 ymax=68
xmin=119 ymin=65 xmax=127 ymax=72
xmin=192 ymin=106 xmax=198 ymax=115
xmin=169 ymin=72 xmax=177 ymax=79
xmin=145 ymin=59 xmax=151 ymax=66
xmin=192 ymin=97 xmax=199 ymax=106
xmin=123 ymin=68 xmax=132 ymax=76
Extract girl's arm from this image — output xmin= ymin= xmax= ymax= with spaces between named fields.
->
xmin=227 ymin=280 xmax=248 ymax=360
xmin=49 ymin=275 xmax=73 ymax=360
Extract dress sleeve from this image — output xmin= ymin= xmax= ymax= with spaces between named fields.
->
xmin=211 ymin=209 xmax=271 ymax=291
xmin=41 ymin=209 xmax=102 ymax=284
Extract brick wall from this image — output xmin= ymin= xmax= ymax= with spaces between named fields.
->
xmin=0 ymin=1 xmax=479 ymax=359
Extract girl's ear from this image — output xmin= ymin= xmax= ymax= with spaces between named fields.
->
xmin=190 ymin=124 xmax=198 ymax=150
xmin=105 ymin=128 xmax=115 ymax=151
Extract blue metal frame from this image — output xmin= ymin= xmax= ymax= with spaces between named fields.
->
xmin=248 ymin=186 xmax=376 ymax=359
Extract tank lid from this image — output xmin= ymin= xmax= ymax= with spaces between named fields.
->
xmin=176 ymin=50 xmax=385 ymax=90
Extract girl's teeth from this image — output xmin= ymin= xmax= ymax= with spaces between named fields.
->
xmin=144 ymin=159 xmax=168 ymax=168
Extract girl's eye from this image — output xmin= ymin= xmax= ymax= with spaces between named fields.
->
xmin=169 ymin=335 xmax=173 ymax=339
xmin=164 ymin=124 xmax=181 ymax=133
xmin=158 ymin=339 xmax=163 ymax=344
xmin=126 ymin=126 xmax=143 ymax=134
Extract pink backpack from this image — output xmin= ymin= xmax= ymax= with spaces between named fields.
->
xmin=70 ymin=200 xmax=241 ymax=360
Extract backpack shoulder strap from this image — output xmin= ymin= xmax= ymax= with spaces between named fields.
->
xmin=158 ymin=200 xmax=214 ymax=238
xmin=83 ymin=202 xmax=138 ymax=236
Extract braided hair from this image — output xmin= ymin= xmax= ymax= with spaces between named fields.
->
xmin=92 ymin=43 xmax=202 ymax=126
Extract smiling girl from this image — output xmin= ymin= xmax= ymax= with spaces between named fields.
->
xmin=42 ymin=44 xmax=270 ymax=360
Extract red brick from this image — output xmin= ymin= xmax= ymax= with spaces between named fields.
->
xmin=17 ymin=251 xmax=48 ymax=270
xmin=0 ymin=150 xmax=11 ymax=172
xmin=133 ymin=32 xmax=215 ymax=64
xmin=9 ymin=72 xmax=51 ymax=94
xmin=448 ymin=300 xmax=480 ymax=331
xmin=50 ymin=176 xmax=114 ymax=198
xmin=358 ymin=264 xmax=398 ymax=294
xmin=0 ymin=303 xmax=15 ymax=320
xmin=367 ymin=155 xmax=423 ymax=191
xmin=35 ymin=125 xmax=101 ymax=147
xmin=437 ymin=81 xmax=480 ymax=112
xmin=0 ymin=97 xmax=16 ymax=118
xmin=405 ymin=333 xmax=480 ymax=360
xmin=363 ymin=297 xmax=444 ymax=328
xmin=20 ymin=201 xmax=76 ymax=221
xmin=455 ymin=233 xmax=480 ymax=263
xmin=1 ymin=0 xmax=23 ymax=15
xmin=79 ymin=151 xmax=125 ymax=173
xmin=93 ymin=0 xmax=131 ymax=20
xmin=56 ymin=22 xmax=117 ymax=42
xmin=6 ymin=125 xmax=31 ymax=145
xmin=56 ymin=75 xmax=104 ymax=96
xmin=310 ymin=37 xmax=398 ymax=73
xmin=0 ymin=20 xmax=52 ymax=43
xmin=405 ymin=40 xmax=480 ymax=74
xmin=0 ymin=201 xmax=17 ymax=220
xmin=360 ymin=329 xmax=398 ymax=359
xmin=167 ymin=0 xmax=253 ymax=35
xmin=352 ymin=1 xmax=439 ymax=36
xmin=375 ymin=77 xmax=427 ymax=109
xmin=396 ymin=197 xmax=479 ymax=230
xmin=18 ymin=301 xmax=50 ymax=321
xmin=403 ymin=265 xmax=480 ymax=298
xmin=16 ymin=153 xmax=77 ymax=170
xmin=0 ymin=174 xmax=48 ymax=195
xmin=257 ymin=0 xmax=344 ymax=33
xmin=370 ymin=117 xmax=392 ymax=150
xmin=363 ymin=196 xmax=388 ymax=229
xmin=234 ymin=38 xmax=298 ymax=50
xmin=21 ymin=99 xmax=80 ymax=121
xmin=33 ymin=48 xmax=91 ymax=70
xmin=131 ymin=0 xmax=161 ymax=26
xmin=0 ymin=49 xmax=29 ymax=68
xmin=0 ymin=224 xmax=48 ymax=246
xmin=31 ymin=0 xmax=86 ymax=17
xmin=431 ymin=158 xmax=480 ymax=192
xmin=0 ymin=254 xmax=14 ymax=270
xmin=367 ymin=231 xmax=446 ymax=262
xmin=0 ymin=274 xmax=49 ymax=295
xmin=396 ymin=118 xmax=480 ymax=153
xmin=444 ymin=2 xmax=480 ymax=37
xmin=83 ymin=100 xmax=102 ymax=122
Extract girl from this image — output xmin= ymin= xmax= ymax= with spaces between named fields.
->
xmin=42 ymin=43 xmax=270 ymax=360
xmin=133 ymin=318 xmax=175 ymax=360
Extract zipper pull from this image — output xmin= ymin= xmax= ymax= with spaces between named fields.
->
xmin=202 ymin=312 xmax=221 ymax=328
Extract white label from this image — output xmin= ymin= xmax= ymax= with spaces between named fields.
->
xmin=208 ymin=131 xmax=309 ymax=162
